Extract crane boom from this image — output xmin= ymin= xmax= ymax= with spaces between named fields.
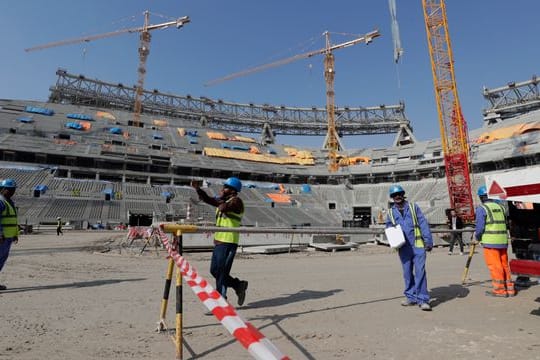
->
xmin=205 ymin=30 xmax=380 ymax=86
xmin=25 ymin=12 xmax=190 ymax=129
xmin=25 ymin=16 xmax=190 ymax=52
xmin=422 ymin=0 xmax=474 ymax=221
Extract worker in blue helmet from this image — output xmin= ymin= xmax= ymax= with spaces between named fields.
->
xmin=386 ymin=184 xmax=434 ymax=311
xmin=474 ymin=185 xmax=516 ymax=297
xmin=0 ymin=179 xmax=18 ymax=291
xmin=192 ymin=177 xmax=248 ymax=307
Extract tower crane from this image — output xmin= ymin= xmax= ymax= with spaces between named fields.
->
xmin=25 ymin=11 xmax=190 ymax=128
xmin=422 ymin=0 xmax=475 ymax=221
xmin=205 ymin=29 xmax=380 ymax=172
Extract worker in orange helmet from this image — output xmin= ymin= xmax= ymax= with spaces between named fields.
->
xmin=475 ymin=185 xmax=516 ymax=297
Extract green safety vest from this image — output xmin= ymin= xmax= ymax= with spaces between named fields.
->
xmin=214 ymin=200 xmax=244 ymax=244
xmin=480 ymin=202 xmax=508 ymax=245
xmin=389 ymin=202 xmax=424 ymax=248
xmin=1 ymin=197 xmax=18 ymax=238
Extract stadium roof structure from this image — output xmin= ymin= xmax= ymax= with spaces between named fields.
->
xmin=49 ymin=69 xmax=410 ymax=138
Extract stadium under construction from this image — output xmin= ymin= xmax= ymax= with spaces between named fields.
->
xmin=1 ymin=69 xmax=540 ymax=231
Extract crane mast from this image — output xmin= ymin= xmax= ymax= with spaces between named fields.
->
xmin=323 ymin=32 xmax=341 ymax=172
xmin=422 ymin=0 xmax=475 ymax=221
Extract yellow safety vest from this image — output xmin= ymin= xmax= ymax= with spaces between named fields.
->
xmin=214 ymin=200 xmax=243 ymax=244
xmin=480 ymin=202 xmax=508 ymax=245
xmin=1 ymin=198 xmax=18 ymax=238
xmin=389 ymin=202 xmax=424 ymax=248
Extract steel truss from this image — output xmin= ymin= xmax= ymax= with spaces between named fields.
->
xmin=483 ymin=75 xmax=540 ymax=123
xmin=49 ymin=69 xmax=410 ymax=136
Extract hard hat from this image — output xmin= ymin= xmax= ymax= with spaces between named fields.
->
xmin=57 ymin=217 xmax=61 ymax=220
xmin=389 ymin=184 xmax=405 ymax=197
xmin=0 ymin=179 xmax=17 ymax=188
xmin=477 ymin=185 xmax=488 ymax=197
xmin=224 ymin=177 xmax=242 ymax=192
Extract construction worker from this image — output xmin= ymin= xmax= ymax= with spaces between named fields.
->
xmin=475 ymin=185 xmax=516 ymax=297
xmin=0 ymin=179 xmax=18 ymax=291
xmin=192 ymin=177 xmax=248 ymax=306
xmin=56 ymin=217 xmax=64 ymax=236
xmin=386 ymin=184 xmax=434 ymax=311
xmin=446 ymin=209 xmax=464 ymax=255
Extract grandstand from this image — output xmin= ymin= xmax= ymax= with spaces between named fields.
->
xmin=1 ymin=70 xmax=540 ymax=230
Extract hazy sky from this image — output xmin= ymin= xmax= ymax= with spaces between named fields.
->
xmin=2 ymin=1 xmax=539 ymax=148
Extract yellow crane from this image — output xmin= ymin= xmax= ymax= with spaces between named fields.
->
xmin=422 ymin=0 xmax=474 ymax=221
xmin=206 ymin=30 xmax=380 ymax=172
xmin=25 ymin=11 xmax=190 ymax=128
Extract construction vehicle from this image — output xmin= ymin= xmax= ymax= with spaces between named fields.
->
xmin=25 ymin=11 xmax=190 ymax=128
xmin=485 ymin=168 xmax=540 ymax=282
xmin=422 ymin=0 xmax=475 ymax=221
xmin=206 ymin=30 xmax=380 ymax=172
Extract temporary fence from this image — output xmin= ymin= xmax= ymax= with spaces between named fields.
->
xmin=157 ymin=225 xmax=290 ymax=360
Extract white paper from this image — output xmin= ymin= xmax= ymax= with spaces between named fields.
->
xmin=385 ymin=224 xmax=406 ymax=249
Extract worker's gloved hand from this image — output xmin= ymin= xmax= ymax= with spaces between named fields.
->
xmin=425 ymin=245 xmax=433 ymax=252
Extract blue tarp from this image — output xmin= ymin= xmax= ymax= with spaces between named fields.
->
xmin=189 ymin=137 xmax=198 ymax=144
xmin=161 ymin=191 xmax=171 ymax=197
xmin=17 ymin=116 xmax=34 ymax=123
xmin=25 ymin=106 xmax=54 ymax=116
xmin=153 ymin=133 xmax=164 ymax=140
xmin=109 ymin=127 xmax=122 ymax=135
xmin=301 ymin=184 xmax=312 ymax=193
xmin=232 ymin=145 xmax=249 ymax=151
xmin=220 ymin=143 xmax=230 ymax=149
xmin=65 ymin=122 xmax=83 ymax=130
xmin=103 ymin=188 xmax=114 ymax=195
xmin=187 ymin=130 xmax=198 ymax=137
xmin=67 ymin=113 xmax=93 ymax=121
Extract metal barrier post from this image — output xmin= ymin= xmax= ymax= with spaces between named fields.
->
xmin=157 ymin=257 xmax=175 ymax=332
xmin=174 ymin=230 xmax=183 ymax=360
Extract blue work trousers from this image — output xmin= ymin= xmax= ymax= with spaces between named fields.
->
xmin=399 ymin=244 xmax=429 ymax=304
xmin=0 ymin=238 xmax=13 ymax=272
xmin=210 ymin=242 xmax=241 ymax=298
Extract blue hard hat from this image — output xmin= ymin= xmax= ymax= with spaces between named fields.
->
xmin=224 ymin=177 xmax=242 ymax=192
xmin=477 ymin=185 xmax=487 ymax=197
xmin=389 ymin=184 xmax=405 ymax=197
xmin=0 ymin=178 xmax=17 ymax=188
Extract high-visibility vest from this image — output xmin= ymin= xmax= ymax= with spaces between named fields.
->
xmin=389 ymin=202 xmax=424 ymax=248
xmin=480 ymin=202 xmax=508 ymax=245
xmin=214 ymin=198 xmax=243 ymax=244
xmin=0 ymin=197 xmax=18 ymax=238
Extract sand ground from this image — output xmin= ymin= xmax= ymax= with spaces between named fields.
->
xmin=0 ymin=231 xmax=539 ymax=360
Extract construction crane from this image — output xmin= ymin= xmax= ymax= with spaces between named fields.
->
xmin=206 ymin=30 xmax=380 ymax=172
xmin=25 ymin=11 xmax=190 ymax=128
xmin=422 ymin=0 xmax=475 ymax=221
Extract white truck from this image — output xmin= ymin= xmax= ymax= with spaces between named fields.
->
xmin=485 ymin=168 xmax=540 ymax=282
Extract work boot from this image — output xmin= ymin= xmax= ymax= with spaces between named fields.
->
xmin=419 ymin=303 xmax=432 ymax=311
xmin=485 ymin=291 xmax=507 ymax=298
xmin=236 ymin=280 xmax=248 ymax=306
xmin=0 ymin=284 xmax=6 ymax=291
xmin=401 ymin=299 xmax=416 ymax=306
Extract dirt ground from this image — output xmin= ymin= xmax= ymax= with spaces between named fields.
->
xmin=1 ymin=230 xmax=539 ymax=360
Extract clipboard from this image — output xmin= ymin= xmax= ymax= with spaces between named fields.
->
xmin=385 ymin=224 xmax=406 ymax=249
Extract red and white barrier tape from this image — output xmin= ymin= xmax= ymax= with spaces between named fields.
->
xmin=157 ymin=228 xmax=289 ymax=360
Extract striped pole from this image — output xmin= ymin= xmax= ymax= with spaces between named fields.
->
xmin=157 ymin=257 xmax=175 ymax=332
xmin=462 ymin=242 xmax=477 ymax=284
xmin=174 ymin=230 xmax=183 ymax=360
